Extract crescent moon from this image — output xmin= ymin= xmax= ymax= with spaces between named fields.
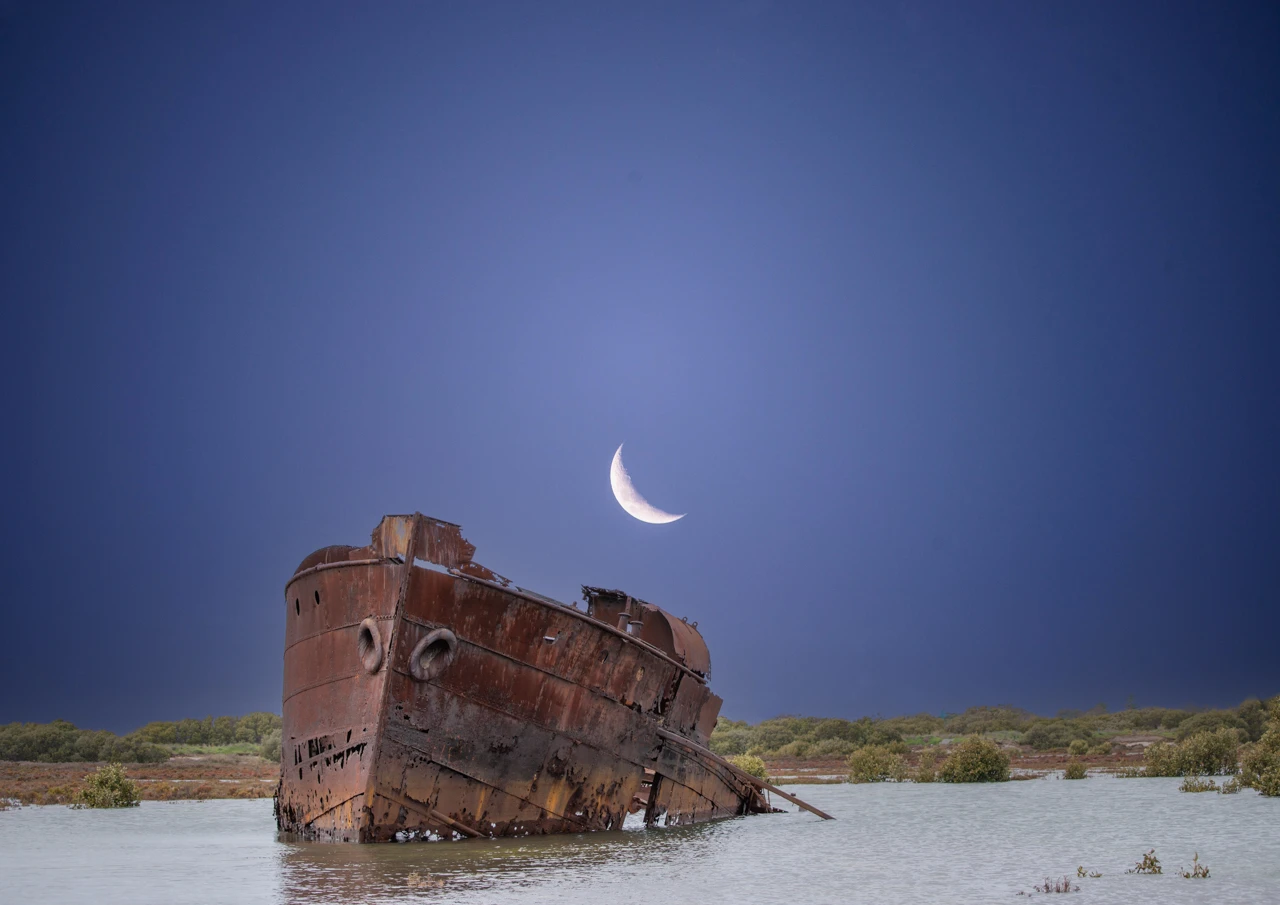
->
xmin=610 ymin=444 xmax=685 ymax=524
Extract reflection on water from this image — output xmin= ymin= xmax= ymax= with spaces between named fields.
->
xmin=3 ymin=776 xmax=1278 ymax=904
xmin=277 ymin=816 xmax=726 ymax=903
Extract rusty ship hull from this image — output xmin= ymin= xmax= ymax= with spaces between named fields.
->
xmin=276 ymin=513 xmax=771 ymax=842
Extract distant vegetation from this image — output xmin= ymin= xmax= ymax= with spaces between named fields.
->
xmin=1138 ymin=696 xmax=1280 ymax=796
xmin=0 ymin=713 xmax=281 ymax=763
xmin=711 ymin=695 xmax=1278 ymax=761
xmin=1063 ymin=760 xmax=1088 ymax=780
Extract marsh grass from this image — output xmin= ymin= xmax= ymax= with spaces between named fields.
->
xmin=1076 ymin=867 xmax=1101 ymax=879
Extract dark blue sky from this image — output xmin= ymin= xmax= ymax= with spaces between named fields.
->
xmin=2 ymin=2 xmax=1276 ymax=732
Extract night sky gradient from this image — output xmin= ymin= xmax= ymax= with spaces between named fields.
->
xmin=2 ymin=2 xmax=1277 ymax=733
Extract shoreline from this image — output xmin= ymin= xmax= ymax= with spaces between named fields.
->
xmin=0 ymin=755 xmax=276 ymax=805
xmin=1 ymin=743 xmax=1153 ymax=805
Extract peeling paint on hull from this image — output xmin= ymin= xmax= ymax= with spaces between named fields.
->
xmin=275 ymin=514 xmax=772 ymax=843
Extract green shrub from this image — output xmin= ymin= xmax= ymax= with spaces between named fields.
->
xmin=939 ymin=737 xmax=1010 ymax=783
xmin=1143 ymin=741 xmax=1182 ymax=776
xmin=1063 ymin=760 xmax=1087 ymax=780
xmin=259 ymin=730 xmax=281 ymax=762
xmin=73 ymin=763 xmax=140 ymax=808
xmin=1178 ymin=728 xmax=1240 ymax=775
xmin=774 ymin=739 xmax=807 ymax=758
xmin=0 ymin=721 xmax=170 ymax=764
xmin=1022 ymin=720 xmax=1093 ymax=751
xmin=808 ymin=738 xmax=856 ymax=759
xmin=847 ymin=745 xmax=908 ymax=783
xmin=1175 ymin=711 xmax=1246 ymax=742
xmin=880 ymin=712 xmax=945 ymax=738
xmin=1240 ymin=729 xmax=1280 ymax=796
xmin=942 ymin=706 xmax=1032 ymax=736
xmin=1088 ymin=742 xmax=1113 ymax=756
xmin=708 ymin=727 xmax=752 ymax=757
xmin=1236 ymin=698 xmax=1271 ymax=742
xmin=728 ymin=754 xmax=769 ymax=782
xmin=1144 ymin=728 xmax=1240 ymax=776
xmin=914 ymin=749 xmax=938 ymax=783
xmin=1068 ymin=739 xmax=1089 ymax=756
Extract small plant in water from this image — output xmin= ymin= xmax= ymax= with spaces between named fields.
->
xmin=1062 ymin=760 xmax=1087 ymax=780
xmin=1076 ymin=866 xmax=1101 ymax=879
xmin=406 ymin=872 xmax=445 ymax=889
xmin=1179 ymin=775 xmax=1218 ymax=793
xmin=1127 ymin=850 xmax=1162 ymax=875
xmin=1033 ymin=876 xmax=1079 ymax=893
xmin=72 ymin=763 xmax=140 ymax=809
xmin=1179 ymin=853 xmax=1209 ymax=879
xmin=1219 ymin=776 xmax=1242 ymax=794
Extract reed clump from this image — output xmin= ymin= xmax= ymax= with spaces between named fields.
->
xmin=72 ymin=763 xmax=140 ymax=809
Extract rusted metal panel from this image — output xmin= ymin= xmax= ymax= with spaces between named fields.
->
xmin=276 ymin=513 xmax=784 ymax=843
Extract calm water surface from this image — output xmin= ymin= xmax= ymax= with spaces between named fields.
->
xmin=2 ymin=776 xmax=1276 ymax=904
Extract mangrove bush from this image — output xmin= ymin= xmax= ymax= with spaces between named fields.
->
xmin=939 ymin=737 xmax=1010 ymax=783
xmin=73 ymin=763 xmax=140 ymax=808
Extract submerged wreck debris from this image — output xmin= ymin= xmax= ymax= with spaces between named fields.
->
xmin=275 ymin=513 xmax=831 ymax=842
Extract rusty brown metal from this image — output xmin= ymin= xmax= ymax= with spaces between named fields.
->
xmin=274 ymin=513 xmax=790 ymax=843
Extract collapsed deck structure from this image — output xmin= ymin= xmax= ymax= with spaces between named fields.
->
xmin=275 ymin=513 xmax=826 ymax=842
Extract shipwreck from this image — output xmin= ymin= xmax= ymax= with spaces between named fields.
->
xmin=275 ymin=513 xmax=830 ymax=842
